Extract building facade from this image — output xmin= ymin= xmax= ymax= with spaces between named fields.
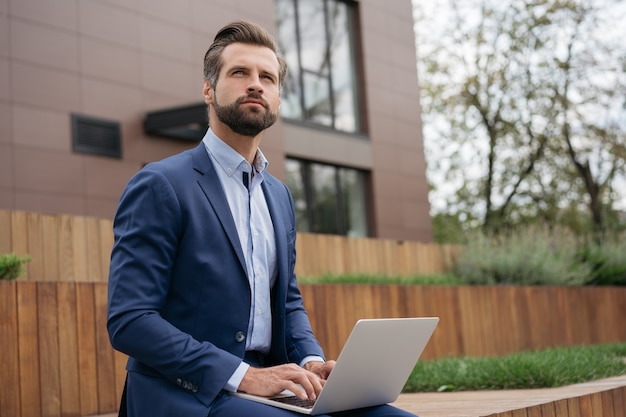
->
xmin=0 ymin=0 xmax=433 ymax=242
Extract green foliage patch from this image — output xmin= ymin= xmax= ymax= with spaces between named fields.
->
xmin=452 ymin=227 xmax=590 ymax=286
xmin=404 ymin=343 xmax=626 ymax=392
xmin=0 ymin=253 xmax=31 ymax=281
xmin=298 ymin=273 xmax=461 ymax=285
xmin=453 ymin=227 xmax=626 ymax=286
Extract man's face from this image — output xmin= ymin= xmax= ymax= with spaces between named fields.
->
xmin=204 ymin=43 xmax=281 ymax=137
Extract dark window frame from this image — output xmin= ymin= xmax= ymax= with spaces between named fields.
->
xmin=276 ymin=0 xmax=363 ymax=133
xmin=286 ymin=157 xmax=370 ymax=237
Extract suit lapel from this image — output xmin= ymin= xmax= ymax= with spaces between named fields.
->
xmin=262 ymin=178 xmax=288 ymax=291
xmin=191 ymin=144 xmax=248 ymax=275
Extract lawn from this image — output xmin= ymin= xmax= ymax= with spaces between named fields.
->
xmin=404 ymin=343 xmax=626 ymax=392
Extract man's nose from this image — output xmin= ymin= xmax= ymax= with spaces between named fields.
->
xmin=247 ymin=74 xmax=264 ymax=93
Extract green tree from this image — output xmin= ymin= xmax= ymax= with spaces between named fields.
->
xmin=415 ymin=0 xmax=626 ymax=237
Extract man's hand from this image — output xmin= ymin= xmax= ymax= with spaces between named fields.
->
xmin=303 ymin=360 xmax=336 ymax=380
xmin=238 ymin=363 xmax=326 ymax=401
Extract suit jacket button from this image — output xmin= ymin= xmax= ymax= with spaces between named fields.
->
xmin=176 ymin=378 xmax=182 ymax=386
xmin=235 ymin=331 xmax=246 ymax=343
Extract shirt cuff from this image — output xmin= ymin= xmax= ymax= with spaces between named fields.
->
xmin=299 ymin=355 xmax=325 ymax=367
xmin=224 ymin=361 xmax=250 ymax=392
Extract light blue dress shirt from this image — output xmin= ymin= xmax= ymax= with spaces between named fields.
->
xmin=203 ymin=128 xmax=323 ymax=392
xmin=203 ymin=128 xmax=276 ymax=353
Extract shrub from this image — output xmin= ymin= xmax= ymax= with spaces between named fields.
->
xmin=578 ymin=241 xmax=626 ymax=286
xmin=298 ymin=273 xmax=461 ymax=285
xmin=0 ymin=253 xmax=32 ymax=281
xmin=452 ymin=227 xmax=591 ymax=285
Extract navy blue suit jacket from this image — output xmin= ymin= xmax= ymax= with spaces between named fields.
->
xmin=107 ymin=143 xmax=324 ymax=416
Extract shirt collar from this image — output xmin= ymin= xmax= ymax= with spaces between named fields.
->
xmin=202 ymin=128 xmax=269 ymax=178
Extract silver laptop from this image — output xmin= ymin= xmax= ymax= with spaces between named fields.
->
xmin=232 ymin=317 xmax=439 ymax=415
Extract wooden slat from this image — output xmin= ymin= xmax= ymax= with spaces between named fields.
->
xmin=84 ymin=217 xmax=101 ymax=282
xmin=0 ymin=282 xmax=21 ymax=417
xmin=526 ymin=403 xmax=544 ymax=417
xmin=613 ymin=386 xmax=625 ymax=417
xmin=99 ymin=218 xmax=115 ymax=282
xmin=0 ymin=210 xmax=13 ymax=253
xmin=38 ymin=282 xmax=61 ymax=416
xmin=553 ymin=399 xmax=569 ymax=417
xmin=589 ymin=391 xmax=604 ymax=416
xmin=601 ymin=389 xmax=615 ymax=416
xmin=57 ymin=282 xmax=81 ymax=416
xmin=566 ymin=396 xmax=582 ymax=417
xmin=76 ymin=283 xmax=99 ymax=415
xmin=578 ymin=392 xmax=593 ymax=416
xmin=58 ymin=214 xmax=75 ymax=282
xmin=10 ymin=211 xmax=30 ymax=280
xmin=17 ymin=282 xmax=41 ymax=416
xmin=72 ymin=216 xmax=89 ymax=281
xmin=26 ymin=212 xmax=45 ymax=281
xmin=540 ymin=402 xmax=557 ymax=417
xmin=42 ymin=214 xmax=61 ymax=282
xmin=95 ymin=282 xmax=116 ymax=411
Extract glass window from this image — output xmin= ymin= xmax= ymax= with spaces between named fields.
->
xmin=285 ymin=159 xmax=310 ymax=231
xmin=285 ymin=158 xmax=369 ymax=237
xmin=275 ymin=0 xmax=360 ymax=133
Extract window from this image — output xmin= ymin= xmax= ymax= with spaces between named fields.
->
xmin=285 ymin=158 xmax=369 ymax=237
xmin=275 ymin=0 xmax=360 ymax=133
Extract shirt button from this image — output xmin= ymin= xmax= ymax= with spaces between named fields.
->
xmin=257 ymin=308 xmax=262 ymax=315
xmin=235 ymin=331 xmax=246 ymax=343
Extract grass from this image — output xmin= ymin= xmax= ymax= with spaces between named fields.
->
xmin=403 ymin=343 xmax=626 ymax=392
xmin=298 ymin=273 xmax=462 ymax=285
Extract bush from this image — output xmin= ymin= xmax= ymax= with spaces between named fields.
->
xmin=578 ymin=242 xmax=626 ymax=286
xmin=0 ymin=253 xmax=32 ymax=281
xmin=452 ymin=227 xmax=591 ymax=286
xmin=298 ymin=273 xmax=461 ymax=285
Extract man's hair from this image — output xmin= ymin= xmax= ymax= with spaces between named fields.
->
xmin=203 ymin=20 xmax=287 ymax=91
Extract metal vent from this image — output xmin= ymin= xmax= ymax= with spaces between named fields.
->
xmin=71 ymin=113 xmax=122 ymax=158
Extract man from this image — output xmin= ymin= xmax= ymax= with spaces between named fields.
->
xmin=108 ymin=20 xmax=417 ymax=417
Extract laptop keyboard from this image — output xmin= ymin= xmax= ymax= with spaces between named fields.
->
xmin=272 ymin=395 xmax=316 ymax=409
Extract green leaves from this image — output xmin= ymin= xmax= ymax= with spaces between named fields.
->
xmin=0 ymin=253 xmax=31 ymax=281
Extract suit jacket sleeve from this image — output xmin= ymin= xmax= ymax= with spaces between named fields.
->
xmin=107 ymin=164 xmax=243 ymax=408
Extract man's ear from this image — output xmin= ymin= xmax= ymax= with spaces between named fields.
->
xmin=202 ymin=80 xmax=213 ymax=106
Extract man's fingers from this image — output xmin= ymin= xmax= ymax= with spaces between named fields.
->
xmin=239 ymin=364 xmax=325 ymax=400
xmin=287 ymin=367 xmax=322 ymax=400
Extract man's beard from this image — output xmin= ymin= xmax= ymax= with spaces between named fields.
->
xmin=213 ymin=93 xmax=278 ymax=137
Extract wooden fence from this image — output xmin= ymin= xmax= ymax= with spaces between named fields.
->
xmin=2 ymin=210 xmax=625 ymax=416
xmin=1 ymin=280 xmax=625 ymax=417
xmin=0 ymin=210 xmax=460 ymax=281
